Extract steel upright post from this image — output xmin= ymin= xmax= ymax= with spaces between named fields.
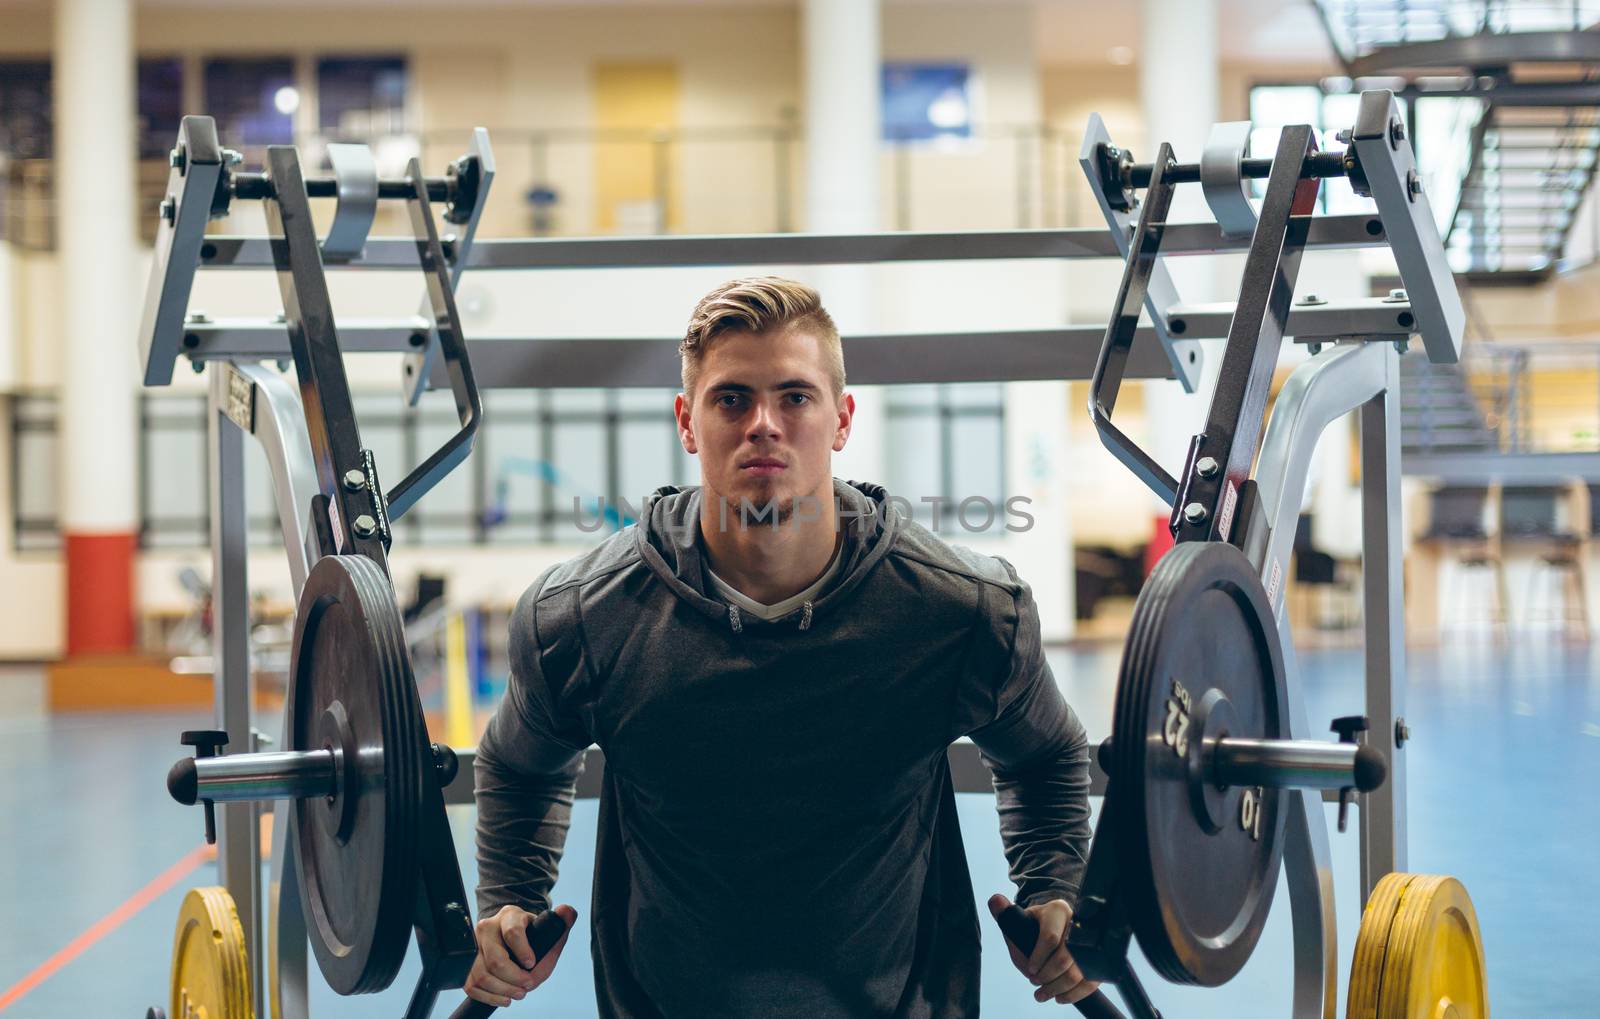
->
xmin=1359 ymin=345 xmax=1408 ymax=897
xmin=208 ymin=370 xmax=263 ymax=1016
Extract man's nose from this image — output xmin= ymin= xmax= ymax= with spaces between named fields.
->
xmin=747 ymin=399 xmax=782 ymax=440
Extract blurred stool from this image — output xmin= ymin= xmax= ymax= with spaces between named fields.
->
xmin=1524 ymin=545 xmax=1589 ymax=638
xmin=1445 ymin=543 xmax=1508 ymax=637
xmin=1422 ymin=486 xmax=1505 ymax=637
xmin=1501 ymin=485 xmax=1588 ymax=637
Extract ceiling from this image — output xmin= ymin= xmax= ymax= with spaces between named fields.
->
xmin=0 ymin=0 xmax=1343 ymax=70
xmin=1032 ymin=0 xmax=1340 ymax=66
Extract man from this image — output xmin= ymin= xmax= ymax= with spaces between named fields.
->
xmin=467 ymin=277 xmax=1095 ymax=1016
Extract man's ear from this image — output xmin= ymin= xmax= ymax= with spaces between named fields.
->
xmin=675 ymin=392 xmax=698 ymax=454
xmin=833 ymin=391 xmax=855 ymax=453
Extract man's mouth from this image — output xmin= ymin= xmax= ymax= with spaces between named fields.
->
xmin=739 ymin=457 xmax=787 ymax=476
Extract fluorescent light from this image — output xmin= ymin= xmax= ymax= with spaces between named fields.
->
xmin=927 ymin=89 xmax=969 ymax=130
xmin=274 ymin=86 xmax=301 ymax=116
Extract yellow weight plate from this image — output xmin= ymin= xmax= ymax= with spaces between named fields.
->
xmin=1383 ymin=875 xmax=1488 ymax=1019
xmin=1348 ymin=873 xmax=1488 ymax=1019
xmin=1348 ymin=871 xmax=1415 ymax=1018
xmin=170 ymin=886 xmax=253 ymax=1019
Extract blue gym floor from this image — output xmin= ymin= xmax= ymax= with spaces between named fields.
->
xmin=2 ymin=640 xmax=1595 ymax=1017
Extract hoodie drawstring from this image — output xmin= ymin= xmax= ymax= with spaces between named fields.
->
xmin=726 ymin=601 xmax=814 ymax=632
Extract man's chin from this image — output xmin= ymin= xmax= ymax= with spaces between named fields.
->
xmin=709 ymin=470 xmax=830 ymax=510
xmin=711 ymin=478 xmax=811 ymax=524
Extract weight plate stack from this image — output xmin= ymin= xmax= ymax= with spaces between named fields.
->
xmin=1348 ymin=872 xmax=1488 ymax=1019
xmin=288 ymin=553 xmax=427 ymax=995
xmin=1111 ymin=540 xmax=1289 ymax=986
xmin=170 ymin=886 xmax=252 ymax=1019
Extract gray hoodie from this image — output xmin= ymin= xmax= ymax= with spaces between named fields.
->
xmin=475 ymin=478 xmax=1091 ymax=1018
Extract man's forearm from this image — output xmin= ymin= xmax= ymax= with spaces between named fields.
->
xmin=473 ymin=749 xmax=583 ymax=918
xmin=989 ymin=733 xmax=1093 ymax=909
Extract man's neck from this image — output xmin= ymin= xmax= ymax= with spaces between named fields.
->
xmin=698 ymin=484 xmax=840 ymax=605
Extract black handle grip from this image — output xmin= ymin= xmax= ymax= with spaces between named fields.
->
xmin=994 ymin=904 xmax=1128 ymax=1019
xmin=176 ymin=730 xmax=228 ymax=844
xmin=385 ymin=159 xmax=483 ymax=522
xmin=446 ymin=910 xmax=571 ymax=1019
xmin=1086 ymin=143 xmax=1183 ymax=508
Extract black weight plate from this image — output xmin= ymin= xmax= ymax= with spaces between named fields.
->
xmin=1112 ymin=541 xmax=1288 ymax=986
xmin=288 ymin=554 xmax=425 ymax=995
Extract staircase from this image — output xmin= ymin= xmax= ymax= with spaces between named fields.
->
xmin=1399 ymin=350 xmax=1499 ymax=455
xmin=1449 ymin=104 xmax=1600 ymax=276
xmin=1313 ymin=0 xmax=1600 ymax=282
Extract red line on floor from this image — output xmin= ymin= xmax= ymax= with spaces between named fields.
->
xmin=0 ymin=843 xmax=215 ymax=1014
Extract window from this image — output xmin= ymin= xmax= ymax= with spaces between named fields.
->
xmin=1412 ymin=95 xmax=1483 ymax=236
xmin=2 ymin=58 xmax=184 ymax=247
xmin=882 ymin=63 xmax=973 ymax=143
xmin=477 ymin=390 xmax=691 ymax=544
xmin=1247 ymin=84 xmax=1412 ymax=214
xmin=9 ymin=394 xmax=59 ymax=552
xmin=139 ymin=395 xmax=211 ymax=550
xmin=137 ymin=58 xmax=186 ymax=160
xmin=2 ymin=58 xmax=184 ymax=162
xmin=885 ymin=383 xmax=1007 ymax=536
xmin=317 ymin=56 xmax=407 ymax=139
xmin=310 ymin=56 xmax=415 ymax=176
xmin=0 ymin=61 xmax=52 ymax=248
xmin=203 ymin=57 xmax=296 ymax=163
xmin=0 ymin=61 xmax=51 ymax=160
xmin=116 ymin=385 xmax=693 ymax=550
xmin=17 ymin=381 xmax=1004 ymax=550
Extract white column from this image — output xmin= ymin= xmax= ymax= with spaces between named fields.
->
xmin=55 ymin=0 xmax=140 ymax=652
xmin=1139 ymin=0 xmax=1220 ymax=517
xmin=803 ymin=0 xmax=885 ymax=485
xmin=803 ymin=0 xmax=880 ymax=233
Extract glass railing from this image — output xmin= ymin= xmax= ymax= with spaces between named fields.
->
xmin=0 ymin=122 xmax=1103 ymax=251
xmin=1468 ymin=341 xmax=1600 ymax=453
xmin=1408 ymin=337 xmax=1600 ymax=456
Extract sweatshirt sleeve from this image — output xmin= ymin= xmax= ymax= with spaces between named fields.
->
xmin=965 ymin=558 xmax=1093 ymax=910
xmin=474 ymin=571 xmax=594 ymax=920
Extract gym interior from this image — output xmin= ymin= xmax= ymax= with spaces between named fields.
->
xmin=1 ymin=1 xmax=1597 ymax=1016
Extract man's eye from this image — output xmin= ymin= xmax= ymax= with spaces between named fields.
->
xmin=786 ymin=393 xmax=810 ymax=405
xmin=717 ymin=395 xmax=742 ymax=408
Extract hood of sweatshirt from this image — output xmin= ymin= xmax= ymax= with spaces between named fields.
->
xmin=633 ymin=477 xmax=901 ymax=633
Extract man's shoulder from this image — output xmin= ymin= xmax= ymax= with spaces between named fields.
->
xmin=887 ymin=517 xmax=1024 ymax=598
xmin=514 ymin=527 xmax=647 ymax=629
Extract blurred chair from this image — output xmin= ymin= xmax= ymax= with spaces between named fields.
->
xmin=405 ymin=573 xmax=448 ymax=624
xmin=1289 ymin=514 xmax=1358 ymax=631
xmin=1074 ymin=544 xmax=1145 ymax=622
xmin=1502 ymin=485 xmax=1588 ymax=638
xmin=1421 ymin=485 xmax=1506 ymax=636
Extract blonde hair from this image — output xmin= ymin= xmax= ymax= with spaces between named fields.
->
xmin=680 ymin=276 xmax=846 ymax=400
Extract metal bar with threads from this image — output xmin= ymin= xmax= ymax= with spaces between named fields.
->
xmin=180 ymin=750 xmax=338 ymax=803
xmin=1207 ymin=738 xmax=1386 ymax=791
xmin=231 ymin=172 xmax=455 ymax=203
xmin=1120 ymin=150 xmax=1350 ymax=189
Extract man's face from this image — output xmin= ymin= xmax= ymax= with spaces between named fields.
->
xmin=675 ymin=327 xmax=853 ymax=523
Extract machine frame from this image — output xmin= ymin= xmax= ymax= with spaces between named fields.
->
xmin=140 ymin=90 xmax=1460 ymax=1019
